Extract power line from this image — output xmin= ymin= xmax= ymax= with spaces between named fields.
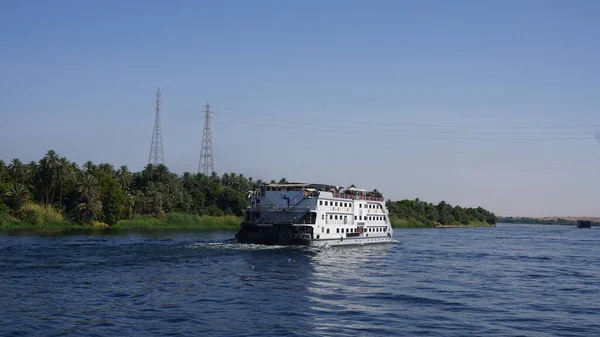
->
xmin=211 ymin=105 xmax=600 ymax=129
xmin=148 ymin=88 xmax=164 ymax=165
xmin=212 ymin=110 xmax=592 ymax=136
xmin=198 ymin=102 xmax=214 ymax=175
xmin=212 ymin=115 xmax=594 ymax=141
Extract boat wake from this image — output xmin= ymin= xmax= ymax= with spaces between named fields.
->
xmin=185 ymin=241 xmax=298 ymax=251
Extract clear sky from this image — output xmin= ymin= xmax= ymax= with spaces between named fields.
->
xmin=1 ymin=0 xmax=600 ymax=217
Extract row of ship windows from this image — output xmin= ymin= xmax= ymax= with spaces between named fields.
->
xmin=321 ymin=227 xmax=387 ymax=234
xmin=319 ymin=200 xmax=382 ymax=209
xmin=322 ymin=214 xmax=387 ymax=221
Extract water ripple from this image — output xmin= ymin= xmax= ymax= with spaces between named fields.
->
xmin=1 ymin=225 xmax=600 ymax=336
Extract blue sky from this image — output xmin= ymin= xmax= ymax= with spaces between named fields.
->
xmin=2 ymin=0 xmax=600 ymax=217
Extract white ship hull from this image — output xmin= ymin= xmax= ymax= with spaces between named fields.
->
xmin=236 ymin=223 xmax=393 ymax=247
xmin=300 ymin=235 xmax=393 ymax=247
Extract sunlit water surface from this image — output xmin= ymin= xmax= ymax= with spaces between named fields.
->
xmin=1 ymin=224 xmax=599 ymax=336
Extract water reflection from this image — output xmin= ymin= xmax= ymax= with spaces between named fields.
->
xmin=307 ymin=243 xmax=401 ymax=336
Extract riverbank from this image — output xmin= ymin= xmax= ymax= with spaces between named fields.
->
xmin=2 ymin=213 xmax=494 ymax=230
xmin=0 ymin=213 xmax=242 ymax=230
xmin=390 ymin=217 xmax=495 ymax=228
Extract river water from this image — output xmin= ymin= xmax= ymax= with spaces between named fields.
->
xmin=0 ymin=224 xmax=599 ymax=336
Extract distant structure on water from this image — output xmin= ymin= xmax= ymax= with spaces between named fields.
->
xmin=198 ymin=102 xmax=214 ymax=175
xmin=577 ymin=220 xmax=592 ymax=228
xmin=148 ymin=88 xmax=164 ymax=165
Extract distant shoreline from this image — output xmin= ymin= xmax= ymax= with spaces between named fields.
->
xmin=498 ymin=216 xmax=600 ymax=226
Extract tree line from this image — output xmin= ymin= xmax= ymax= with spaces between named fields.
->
xmin=1 ymin=150 xmax=496 ymax=226
xmin=0 ymin=150 xmax=260 ymax=225
xmin=386 ymin=198 xmax=496 ymax=226
xmin=497 ymin=216 xmax=599 ymax=226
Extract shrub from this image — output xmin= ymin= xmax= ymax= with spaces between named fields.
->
xmin=20 ymin=203 xmax=67 ymax=226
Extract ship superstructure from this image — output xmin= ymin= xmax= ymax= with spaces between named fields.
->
xmin=235 ymin=183 xmax=393 ymax=246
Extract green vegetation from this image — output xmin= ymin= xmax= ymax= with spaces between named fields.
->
xmin=386 ymin=199 xmax=496 ymax=228
xmin=498 ymin=216 xmax=600 ymax=226
xmin=1 ymin=150 xmax=496 ymax=230
xmin=0 ymin=150 xmax=254 ymax=229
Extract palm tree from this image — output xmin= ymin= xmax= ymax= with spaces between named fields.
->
xmin=3 ymin=183 xmax=30 ymax=215
xmin=76 ymin=199 xmax=102 ymax=224
xmin=154 ymin=164 xmax=169 ymax=183
xmin=117 ymin=165 xmax=132 ymax=191
xmin=8 ymin=158 xmax=25 ymax=183
xmin=83 ymin=161 xmax=96 ymax=173
xmin=26 ymin=161 xmax=37 ymax=186
xmin=98 ymin=163 xmax=115 ymax=175
xmin=78 ymin=173 xmax=100 ymax=202
xmin=39 ymin=150 xmax=59 ymax=205
xmin=124 ymin=192 xmax=136 ymax=219
xmin=54 ymin=157 xmax=73 ymax=208
xmin=133 ymin=190 xmax=145 ymax=218
xmin=142 ymin=164 xmax=155 ymax=183
xmin=221 ymin=173 xmax=231 ymax=187
xmin=75 ymin=173 xmax=101 ymax=224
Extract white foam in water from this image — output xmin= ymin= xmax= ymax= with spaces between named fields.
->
xmin=186 ymin=242 xmax=294 ymax=251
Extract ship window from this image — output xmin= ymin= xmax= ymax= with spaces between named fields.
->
xmin=325 ymin=201 xmax=328 ymax=206
xmin=335 ymin=215 xmax=338 ymax=220
xmin=322 ymin=227 xmax=324 ymax=233
xmin=322 ymin=215 xmax=324 ymax=219
xmin=384 ymin=227 xmax=387 ymax=232
xmin=359 ymin=204 xmax=362 ymax=208
xmin=327 ymin=229 xmax=330 ymax=234
xmin=335 ymin=202 xmax=338 ymax=206
xmin=354 ymin=215 xmax=357 ymax=220
xmin=319 ymin=201 xmax=323 ymax=205
xmin=336 ymin=228 xmax=339 ymax=233
xmin=359 ymin=216 xmax=362 ymax=220
xmin=329 ymin=215 xmax=333 ymax=219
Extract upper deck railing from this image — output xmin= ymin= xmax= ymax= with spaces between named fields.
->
xmin=250 ymin=190 xmax=384 ymax=202
xmin=332 ymin=193 xmax=384 ymax=202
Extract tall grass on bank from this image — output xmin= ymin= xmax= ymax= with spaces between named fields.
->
xmin=390 ymin=217 xmax=436 ymax=228
xmin=115 ymin=213 xmax=241 ymax=229
xmin=20 ymin=203 xmax=68 ymax=226
xmin=0 ymin=203 xmax=75 ymax=229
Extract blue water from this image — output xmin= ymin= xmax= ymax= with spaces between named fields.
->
xmin=0 ymin=224 xmax=599 ymax=336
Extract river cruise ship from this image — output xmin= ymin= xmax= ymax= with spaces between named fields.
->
xmin=235 ymin=182 xmax=393 ymax=247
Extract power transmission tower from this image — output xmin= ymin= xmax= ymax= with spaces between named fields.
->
xmin=148 ymin=88 xmax=164 ymax=165
xmin=198 ymin=102 xmax=214 ymax=175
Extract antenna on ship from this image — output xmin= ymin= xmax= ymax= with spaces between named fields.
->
xmin=148 ymin=87 xmax=164 ymax=165
xmin=198 ymin=101 xmax=214 ymax=175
